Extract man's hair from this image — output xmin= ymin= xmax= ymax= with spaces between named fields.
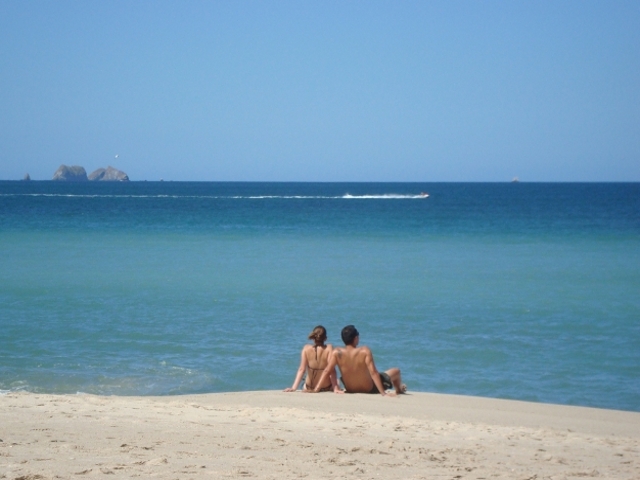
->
xmin=341 ymin=325 xmax=359 ymax=346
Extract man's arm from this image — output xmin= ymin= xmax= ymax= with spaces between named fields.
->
xmin=325 ymin=346 xmax=342 ymax=393
xmin=364 ymin=348 xmax=391 ymax=396
xmin=329 ymin=367 xmax=342 ymax=393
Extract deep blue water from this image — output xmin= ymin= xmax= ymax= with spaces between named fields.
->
xmin=1 ymin=181 xmax=639 ymax=411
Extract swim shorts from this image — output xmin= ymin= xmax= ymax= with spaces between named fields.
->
xmin=341 ymin=373 xmax=393 ymax=393
xmin=367 ymin=372 xmax=393 ymax=394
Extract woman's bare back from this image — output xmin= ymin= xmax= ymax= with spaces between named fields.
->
xmin=303 ymin=344 xmax=333 ymax=390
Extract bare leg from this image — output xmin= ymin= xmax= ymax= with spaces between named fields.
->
xmin=385 ymin=368 xmax=406 ymax=394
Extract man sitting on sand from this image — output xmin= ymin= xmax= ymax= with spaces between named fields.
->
xmin=309 ymin=325 xmax=406 ymax=396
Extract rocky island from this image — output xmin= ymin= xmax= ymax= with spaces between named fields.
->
xmin=88 ymin=166 xmax=130 ymax=181
xmin=52 ymin=165 xmax=88 ymax=181
xmin=52 ymin=165 xmax=129 ymax=181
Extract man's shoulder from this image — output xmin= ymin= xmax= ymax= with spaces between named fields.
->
xmin=335 ymin=345 xmax=372 ymax=358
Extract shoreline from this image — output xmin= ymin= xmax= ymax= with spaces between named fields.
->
xmin=2 ymin=391 xmax=638 ymax=479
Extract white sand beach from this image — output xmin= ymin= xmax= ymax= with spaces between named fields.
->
xmin=1 ymin=391 xmax=638 ymax=479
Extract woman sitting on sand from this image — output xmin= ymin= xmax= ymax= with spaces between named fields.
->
xmin=284 ymin=325 xmax=341 ymax=393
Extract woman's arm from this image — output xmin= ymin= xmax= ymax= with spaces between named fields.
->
xmin=283 ymin=346 xmax=308 ymax=392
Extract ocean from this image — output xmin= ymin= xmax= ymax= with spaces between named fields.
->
xmin=1 ymin=181 xmax=638 ymax=411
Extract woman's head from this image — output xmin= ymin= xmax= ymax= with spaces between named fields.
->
xmin=308 ymin=325 xmax=327 ymax=343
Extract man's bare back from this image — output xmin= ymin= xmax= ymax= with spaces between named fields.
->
xmin=338 ymin=344 xmax=390 ymax=393
xmin=311 ymin=325 xmax=405 ymax=396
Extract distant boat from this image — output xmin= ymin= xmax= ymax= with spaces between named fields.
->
xmin=420 ymin=192 xmax=429 ymax=198
xmin=511 ymin=177 xmax=519 ymax=183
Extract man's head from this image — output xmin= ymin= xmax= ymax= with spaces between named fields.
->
xmin=341 ymin=325 xmax=359 ymax=346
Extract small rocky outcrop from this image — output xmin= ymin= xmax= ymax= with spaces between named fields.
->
xmin=88 ymin=166 xmax=129 ymax=181
xmin=52 ymin=165 xmax=88 ymax=181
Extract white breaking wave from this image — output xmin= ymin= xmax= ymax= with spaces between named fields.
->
xmin=342 ymin=193 xmax=429 ymax=199
xmin=0 ymin=193 xmax=429 ymax=199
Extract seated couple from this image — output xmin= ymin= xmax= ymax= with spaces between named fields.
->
xmin=283 ymin=325 xmax=406 ymax=396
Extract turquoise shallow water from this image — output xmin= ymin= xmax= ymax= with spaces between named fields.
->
xmin=1 ymin=182 xmax=639 ymax=411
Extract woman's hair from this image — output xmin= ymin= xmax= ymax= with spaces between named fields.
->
xmin=308 ymin=325 xmax=327 ymax=343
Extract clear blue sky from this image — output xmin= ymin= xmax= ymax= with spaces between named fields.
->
xmin=1 ymin=1 xmax=638 ymax=181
